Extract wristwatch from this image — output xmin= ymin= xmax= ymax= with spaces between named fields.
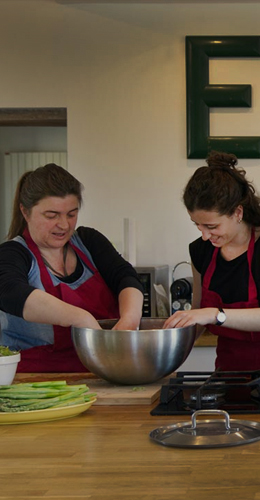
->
xmin=215 ymin=308 xmax=226 ymax=326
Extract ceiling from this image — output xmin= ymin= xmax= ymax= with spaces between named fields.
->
xmin=50 ymin=0 xmax=260 ymax=38
xmin=55 ymin=0 xmax=260 ymax=3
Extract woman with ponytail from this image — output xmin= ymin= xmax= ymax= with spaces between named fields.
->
xmin=0 ymin=164 xmax=143 ymax=372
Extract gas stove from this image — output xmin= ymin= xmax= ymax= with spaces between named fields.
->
xmin=151 ymin=370 xmax=260 ymax=416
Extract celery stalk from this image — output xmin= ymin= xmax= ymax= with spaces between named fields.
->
xmin=0 ymin=381 xmax=96 ymax=413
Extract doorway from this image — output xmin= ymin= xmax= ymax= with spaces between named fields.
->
xmin=0 ymin=108 xmax=67 ymax=243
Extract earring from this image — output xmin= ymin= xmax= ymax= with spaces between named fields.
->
xmin=238 ymin=218 xmax=242 ymax=223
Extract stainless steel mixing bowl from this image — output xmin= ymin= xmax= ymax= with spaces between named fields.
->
xmin=72 ymin=318 xmax=196 ymax=385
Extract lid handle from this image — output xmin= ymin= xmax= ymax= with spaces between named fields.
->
xmin=179 ymin=410 xmax=239 ymax=434
xmin=191 ymin=409 xmax=232 ymax=430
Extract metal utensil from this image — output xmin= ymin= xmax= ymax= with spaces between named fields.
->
xmin=71 ymin=318 xmax=196 ymax=385
xmin=150 ymin=409 xmax=260 ymax=448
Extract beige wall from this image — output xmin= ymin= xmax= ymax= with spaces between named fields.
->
xmin=1 ymin=0 xmax=260 ymax=274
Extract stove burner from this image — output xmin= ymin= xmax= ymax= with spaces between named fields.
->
xmin=151 ymin=369 xmax=260 ymax=416
xmin=251 ymin=387 xmax=260 ymax=400
xmin=186 ymin=395 xmax=226 ymax=410
xmin=185 ymin=389 xmax=226 ymax=409
xmin=189 ymin=391 xmax=226 ymax=403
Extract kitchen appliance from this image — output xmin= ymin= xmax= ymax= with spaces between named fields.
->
xmin=151 ymin=369 xmax=260 ymax=416
xmin=171 ymin=261 xmax=193 ymax=314
xmin=135 ymin=266 xmax=169 ymax=317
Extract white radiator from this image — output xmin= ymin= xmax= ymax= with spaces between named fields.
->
xmin=3 ymin=151 xmax=67 ymax=239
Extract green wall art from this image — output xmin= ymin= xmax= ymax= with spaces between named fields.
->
xmin=186 ymin=36 xmax=260 ymax=159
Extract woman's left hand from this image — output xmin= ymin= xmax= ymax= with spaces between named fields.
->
xmin=163 ymin=308 xmax=218 ymax=329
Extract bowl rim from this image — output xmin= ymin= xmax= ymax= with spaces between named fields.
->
xmin=0 ymin=353 xmax=21 ymax=364
xmin=72 ymin=324 xmax=197 ymax=334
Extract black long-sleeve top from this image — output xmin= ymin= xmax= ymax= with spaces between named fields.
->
xmin=0 ymin=227 xmax=143 ymax=318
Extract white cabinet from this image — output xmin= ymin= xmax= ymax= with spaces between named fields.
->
xmin=178 ymin=346 xmax=216 ymax=372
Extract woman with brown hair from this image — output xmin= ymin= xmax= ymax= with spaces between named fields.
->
xmin=164 ymin=151 xmax=260 ymax=370
xmin=0 ymin=164 xmax=143 ymax=372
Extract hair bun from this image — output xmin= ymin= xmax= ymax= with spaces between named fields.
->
xmin=206 ymin=151 xmax=238 ymax=169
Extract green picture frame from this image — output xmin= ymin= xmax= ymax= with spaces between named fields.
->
xmin=186 ymin=36 xmax=260 ymax=159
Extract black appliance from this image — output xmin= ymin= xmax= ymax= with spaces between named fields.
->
xmin=170 ymin=261 xmax=193 ymax=314
xmin=171 ymin=277 xmax=193 ymax=313
xmin=151 ymin=370 xmax=260 ymax=416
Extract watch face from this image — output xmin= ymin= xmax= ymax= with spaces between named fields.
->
xmin=218 ymin=312 xmax=226 ymax=322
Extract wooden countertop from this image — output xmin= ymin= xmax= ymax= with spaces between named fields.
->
xmin=194 ymin=329 xmax=217 ymax=347
xmin=1 ymin=373 xmax=260 ymax=500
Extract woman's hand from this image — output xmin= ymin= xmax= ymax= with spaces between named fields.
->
xmin=112 ymin=288 xmax=143 ymax=331
xmin=163 ymin=308 xmax=218 ymax=329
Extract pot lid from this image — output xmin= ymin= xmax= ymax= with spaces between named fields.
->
xmin=150 ymin=410 xmax=260 ymax=449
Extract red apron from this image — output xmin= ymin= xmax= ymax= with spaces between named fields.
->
xmin=200 ymin=230 xmax=260 ymax=370
xmin=17 ymin=229 xmax=119 ymax=373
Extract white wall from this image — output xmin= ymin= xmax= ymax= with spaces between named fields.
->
xmin=1 ymin=0 xmax=260 ymax=273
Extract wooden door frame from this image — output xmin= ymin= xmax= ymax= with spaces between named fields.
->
xmin=0 ymin=108 xmax=67 ymax=126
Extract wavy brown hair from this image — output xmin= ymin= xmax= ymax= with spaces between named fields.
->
xmin=8 ymin=163 xmax=83 ymax=239
xmin=183 ymin=151 xmax=260 ymax=226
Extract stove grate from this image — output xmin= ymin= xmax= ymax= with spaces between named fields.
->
xmin=151 ymin=369 xmax=260 ymax=416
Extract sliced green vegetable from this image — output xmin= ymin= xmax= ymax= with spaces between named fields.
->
xmin=0 ymin=381 xmax=96 ymax=413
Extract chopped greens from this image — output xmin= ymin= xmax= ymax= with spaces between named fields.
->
xmin=0 ymin=346 xmax=20 ymax=357
xmin=0 ymin=381 xmax=96 ymax=412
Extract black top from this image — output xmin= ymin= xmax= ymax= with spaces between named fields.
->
xmin=189 ymin=236 xmax=260 ymax=304
xmin=0 ymin=227 xmax=143 ymax=317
